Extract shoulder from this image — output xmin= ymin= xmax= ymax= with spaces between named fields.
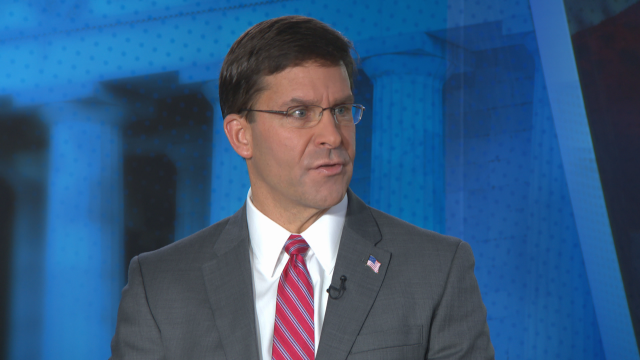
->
xmin=345 ymin=189 xmax=468 ymax=271
xmin=126 ymin=212 xmax=244 ymax=300
xmin=364 ymin=206 xmax=473 ymax=279
xmin=136 ymin=214 xmax=233 ymax=273
xmin=368 ymin=206 xmax=463 ymax=254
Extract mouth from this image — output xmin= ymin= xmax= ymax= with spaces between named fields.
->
xmin=313 ymin=162 xmax=344 ymax=176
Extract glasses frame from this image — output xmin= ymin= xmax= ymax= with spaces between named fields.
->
xmin=241 ymin=103 xmax=365 ymax=127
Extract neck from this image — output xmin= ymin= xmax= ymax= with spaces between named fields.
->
xmin=249 ymin=191 xmax=332 ymax=234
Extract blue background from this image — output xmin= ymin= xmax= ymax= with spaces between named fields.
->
xmin=0 ymin=0 xmax=638 ymax=359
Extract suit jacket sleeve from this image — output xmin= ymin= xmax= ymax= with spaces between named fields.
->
xmin=427 ymin=241 xmax=494 ymax=359
xmin=110 ymin=256 xmax=165 ymax=360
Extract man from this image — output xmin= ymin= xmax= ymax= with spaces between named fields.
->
xmin=111 ymin=15 xmax=494 ymax=359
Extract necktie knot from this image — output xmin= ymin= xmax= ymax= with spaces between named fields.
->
xmin=284 ymin=234 xmax=310 ymax=256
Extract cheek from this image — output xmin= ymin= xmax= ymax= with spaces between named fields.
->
xmin=343 ymin=127 xmax=357 ymax=158
xmin=259 ymin=129 xmax=308 ymax=169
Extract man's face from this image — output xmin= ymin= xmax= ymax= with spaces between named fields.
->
xmin=245 ymin=62 xmax=356 ymax=213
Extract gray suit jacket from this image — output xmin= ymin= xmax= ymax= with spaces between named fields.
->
xmin=111 ymin=189 xmax=494 ymax=359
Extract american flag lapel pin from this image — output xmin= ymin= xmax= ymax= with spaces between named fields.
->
xmin=366 ymin=255 xmax=381 ymax=273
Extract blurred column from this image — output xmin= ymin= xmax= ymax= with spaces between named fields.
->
xmin=362 ymin=55 xmax=448 ymax=232
xmin=6 ymin=155 xmax=47 ymax=360
xmin=201 ymin=81 xmax=250 ymax=224
xmin=40 ymin=101 xmax=125 ymax=360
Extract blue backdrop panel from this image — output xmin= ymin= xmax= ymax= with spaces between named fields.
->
xmin=0 ymin=0 xmax=634 ymax=359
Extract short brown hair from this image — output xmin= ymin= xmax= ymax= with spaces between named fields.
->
xmin=218 ymin=15 xmax=356 ymax=118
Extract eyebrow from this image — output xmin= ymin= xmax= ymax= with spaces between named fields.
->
xmin=280 ymin=95 xmax=355 ymax=108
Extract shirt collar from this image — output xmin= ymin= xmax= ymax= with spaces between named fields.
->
xmin=246 ymin=188 xmax=348 ymax=276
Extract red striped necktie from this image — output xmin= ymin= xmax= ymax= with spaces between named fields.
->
xmin=272 ymin=234 xmax=315 ymax=360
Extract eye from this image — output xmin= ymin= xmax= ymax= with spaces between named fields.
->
xmin=288 ymin=106 xmax=308 ymax=118
xmin=334 ymin=105 xmax=350 ymax=116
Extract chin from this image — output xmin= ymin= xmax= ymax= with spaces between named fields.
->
xmin=310 ymin=186 xmax=347 ymax=209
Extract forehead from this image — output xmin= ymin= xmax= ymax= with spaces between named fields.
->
xmin=257 ymin=62 xmax=352 ymax=106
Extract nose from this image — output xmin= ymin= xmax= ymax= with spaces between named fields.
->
xmin=314 ymin=108 xmax=343 ymax=148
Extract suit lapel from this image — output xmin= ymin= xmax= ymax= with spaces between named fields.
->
xmin=316 ymin=190 xmax=391 ymax=360
xmin=202 ymin=205 xmax=261 ymax=360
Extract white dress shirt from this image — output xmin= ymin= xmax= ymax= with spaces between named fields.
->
xmin=246 ymin=189 xmax=347 ymax=360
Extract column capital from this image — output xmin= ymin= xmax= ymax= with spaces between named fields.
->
xmin=39 ymin=101 xmax=126 ymax=126
xmin=361 ymin=54 xmax=449 ymax=80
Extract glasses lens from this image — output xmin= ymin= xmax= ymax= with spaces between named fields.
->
xmin=285 ymin=104 xmax=364 ymax=127
xmin=286 ymin=105 xmax=322 ymax=128
xmin=352 ymin=105 xmax=364 ymax=125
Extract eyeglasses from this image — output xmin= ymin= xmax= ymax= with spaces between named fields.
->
xmin=241 ymin=103 xmax=365 ymax=128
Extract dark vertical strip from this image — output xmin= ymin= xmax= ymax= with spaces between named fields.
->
xmin=0 ymin=179 xmax=16 ymax=360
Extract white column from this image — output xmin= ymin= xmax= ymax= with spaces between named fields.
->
xmin=362 ymin=54 xmax=449 ymax=232
xmin=40 ymin=101 xmax=124 ymax=359
xmin=201 ymin=81 xmax=250 ymax=223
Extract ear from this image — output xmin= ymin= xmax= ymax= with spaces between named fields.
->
xmin=223 ymin=113 xmax=253 ymax=159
